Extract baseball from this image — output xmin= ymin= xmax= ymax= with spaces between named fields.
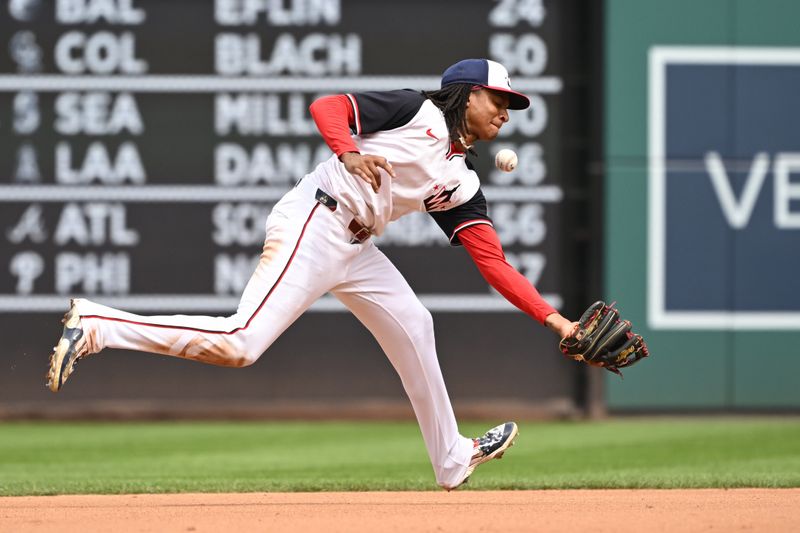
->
xmin=495 ymin=149 xmax=518 ymax=172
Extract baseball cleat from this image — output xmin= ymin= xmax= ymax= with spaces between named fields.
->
xmin=445 ymin=421 xmax=519 ymax=491
xmin=47 ymin=299 xmax=89 ymax=392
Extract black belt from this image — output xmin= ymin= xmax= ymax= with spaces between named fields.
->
xmin=315 ymin=188 xmax=372 ymax=244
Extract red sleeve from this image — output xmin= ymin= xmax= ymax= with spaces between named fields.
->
xmin=309 ymin=94 xmax=360 ymax=157
xmin=458 ymin=224 xmax=557 ymax=324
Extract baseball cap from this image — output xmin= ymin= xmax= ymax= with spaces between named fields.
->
xmin=440 ymin=59 xmax=530 ymax=110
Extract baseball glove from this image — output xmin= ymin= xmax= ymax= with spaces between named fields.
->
xmin=559 ymin=301 xmax=649 ymax=376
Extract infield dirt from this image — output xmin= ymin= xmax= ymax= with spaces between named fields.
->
xmin=1 ymin=489 xmax=798 ymax=532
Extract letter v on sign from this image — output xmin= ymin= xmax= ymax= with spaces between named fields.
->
xmin=704 ymin=151 xmax=770 ymax=229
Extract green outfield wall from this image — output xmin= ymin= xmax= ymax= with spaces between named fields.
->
xmin=605 ymin=0 xmax=800 ymax=409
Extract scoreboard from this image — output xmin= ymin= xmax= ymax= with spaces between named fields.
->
xmin=0 ymin=0 xmax=571 ymax=316
xmin=0 ymin=0 xmax=598 ymax=416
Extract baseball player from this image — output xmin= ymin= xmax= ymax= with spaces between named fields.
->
xmin=47 ymin=58 xmax=577 ymax=490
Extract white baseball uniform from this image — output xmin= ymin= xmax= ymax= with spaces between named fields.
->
xmin=71 ymin=89 xmax=554 ymax=488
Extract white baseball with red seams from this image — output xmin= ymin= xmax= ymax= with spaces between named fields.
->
xmin=495 ymin=149 xmax=518 ymax=172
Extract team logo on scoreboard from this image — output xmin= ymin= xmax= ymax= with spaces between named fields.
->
xmin=648 ymin=46 xmax=800 ymax=330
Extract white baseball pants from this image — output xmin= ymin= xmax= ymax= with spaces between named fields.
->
xmin=74 ymin=175 xmax=474 ymax=488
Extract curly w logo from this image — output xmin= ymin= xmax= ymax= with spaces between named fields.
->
xmin=424 ymin=184 xmax=460 ymax=212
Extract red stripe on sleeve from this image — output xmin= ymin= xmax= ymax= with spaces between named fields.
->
xmin=458 ymin=223 xmax=557 ymax=324
xmin=346 ymin=93 xmax=361 ymax=134
xmin=451 ymin=219 xmax=492 ymax=243
xmin=309 ymin=94 xmax=360 ymax=157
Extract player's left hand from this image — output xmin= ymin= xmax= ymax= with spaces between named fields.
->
xmin=544 ymin=313 xmax=578 ymax=338
xmin=558 ymin=301 xmax=649 ymax=376
xmin=340 ymin=152 xmax=396 ymax=192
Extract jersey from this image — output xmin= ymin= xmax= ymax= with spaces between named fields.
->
xmin=311 ymin=89 xmax=493 ymax=242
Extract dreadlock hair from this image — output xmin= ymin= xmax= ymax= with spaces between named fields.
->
xmin=422 ymin=84 xmax=474 ymax=151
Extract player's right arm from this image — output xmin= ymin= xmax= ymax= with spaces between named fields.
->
xmin=309 ymin=91 xmax=423 ymax=191
xmin=309 ymin=95 xmax=393 ymax=192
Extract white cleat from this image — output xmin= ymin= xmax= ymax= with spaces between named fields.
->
xmin=444 ymin=421 xmax=519 ymax=491
xmin=46 ymin=299 xmax=89 ymax=392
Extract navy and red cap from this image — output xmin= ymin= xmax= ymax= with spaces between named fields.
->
xmin=440 ymin=59 xmax=530 ymax=110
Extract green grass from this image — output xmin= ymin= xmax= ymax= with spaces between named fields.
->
xmin=0 ymin=418 xmax=798 ymax=495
